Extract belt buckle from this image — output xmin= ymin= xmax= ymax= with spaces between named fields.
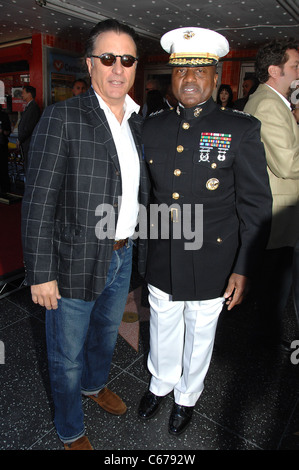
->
xmin=113 ymin=238 xmax=128 ymax=250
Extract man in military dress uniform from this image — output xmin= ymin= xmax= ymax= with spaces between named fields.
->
xmin=138 ymin=27 xmax=273 ymax=436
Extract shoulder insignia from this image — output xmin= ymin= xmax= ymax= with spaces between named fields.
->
xmin=232 ymin=109 xmax=251 ymax=117
xmin=220 ymin=107 xmax=253 ymax=119
xmin=148 ymin=109 xmax=167 ymax=118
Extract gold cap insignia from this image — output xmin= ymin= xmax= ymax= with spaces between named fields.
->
xmin=183 ymin=31 xmax=195 ymax=40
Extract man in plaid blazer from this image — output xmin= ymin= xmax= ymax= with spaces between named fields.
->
xmin=21 ymin=19 xmax=149 ymax=450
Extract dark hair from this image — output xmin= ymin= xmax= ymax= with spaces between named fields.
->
xmin=85 ymin=19 xmax=139 ymax=58
xmin=216 ymin=84 xmax=234 ymax=107
xmin=255 ymin=38 xmax=298 ymax=83
xmin=72 ymin=78 xmax=88 ymax=88
xmin=243 ymin=75 xmax=259 ymax=89
xmin=23 ymin=85 xmax=36 ymax=99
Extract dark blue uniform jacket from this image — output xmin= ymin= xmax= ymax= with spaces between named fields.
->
xmin=143 ymin=97 xmax=272 ymax=301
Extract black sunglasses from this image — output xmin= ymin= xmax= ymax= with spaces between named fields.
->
xmin=91 ymin=53 xmax=138 ymax=67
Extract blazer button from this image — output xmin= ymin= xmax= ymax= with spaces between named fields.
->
xmin=217 ymin=237 xmax=223 ymax=243
xmin=182 ymin=122 xmax=190 ymax=130
xmin=172 ymin=192 xmax=180 ymax=200
xmin=176 ymin=145 xmax=184 ymax=153
xmin=149 ymin=159 xmax=153 ymax=164
xmin=174 ymin=169 xmax=181 ymax=176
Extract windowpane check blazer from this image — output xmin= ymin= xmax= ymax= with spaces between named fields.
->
xmin=21 ymin=87 xmax=150 ymax=301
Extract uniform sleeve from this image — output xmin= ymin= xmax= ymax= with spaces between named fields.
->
xmin=233 ymin=117 xmax=273 ymax=277
xmin=21 ymin=105 xmax=68 ymax=285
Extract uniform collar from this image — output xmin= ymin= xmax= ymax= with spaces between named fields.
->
xmin=175 ymin=97 xmax=216 ymax=119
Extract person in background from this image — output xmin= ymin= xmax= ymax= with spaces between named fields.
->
xmin=21 ymin=19 xmax=149 ymax=451
xmin=164 ymin=83 xmax=178 ymax=108
xmin=146 ymin=89 xmax=168 ymax=116
xmin=72 ymin=78 xmax=88 ymax=96
xmin=244 ymin=38 xmax=299 ymax=352
xmin=17 ymin=85 xmax=40 ymax=173
xmin=234 ymin=73 xmax=259 ymax=110
xmin=216 ymin=84 xmax=234 ymax=108
xmin=138 ymin=26 xmax=272 ymax=436
xmin=142 ymin=78 xmax=161 ymax=117
xmin=0 ymin=105 xmax=11 ymax=194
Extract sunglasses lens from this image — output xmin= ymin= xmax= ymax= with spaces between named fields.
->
xmin=120 ymin=55 xmax=136 ymax=67
xmin=100 ymin=54 xmax=116 ymax=66
xmin=97 ymin=54 xmax=137 ymax=67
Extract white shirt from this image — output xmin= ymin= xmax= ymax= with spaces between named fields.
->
xmin=95 ymin=91 xmax=140 ymax=239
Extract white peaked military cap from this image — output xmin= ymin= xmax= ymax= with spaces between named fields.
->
xmin=161 ymin=27 xmax=229 ymax=66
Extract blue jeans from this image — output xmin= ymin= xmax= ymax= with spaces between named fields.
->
xmin=45 ymin=240 xmax=133 ymax=443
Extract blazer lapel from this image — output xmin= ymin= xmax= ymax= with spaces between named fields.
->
xmin=82 ymin=89 xmax=144 ymax=173
xmin=82 ymin=88 xmax=120 ymax=172
xmin=129 ymin=113 xmax=143 ymax=161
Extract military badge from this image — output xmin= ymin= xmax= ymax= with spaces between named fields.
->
xmin=198 ymin=132 xmax=232 ymax=162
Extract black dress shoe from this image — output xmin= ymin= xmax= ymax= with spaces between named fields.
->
xmin=138 ymin=391 xmax=164 ymax=420
xmin=168 ymin=403 xmax=194 ymax=436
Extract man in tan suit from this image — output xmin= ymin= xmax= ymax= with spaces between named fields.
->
xmin=245 ymin=38 xmax=299 ymax=352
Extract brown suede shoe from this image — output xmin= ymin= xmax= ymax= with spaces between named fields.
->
xmin=89 ymin=387 xmax=127 ymax=415
xmin=64 ymin=436 xmax=93 ymax=450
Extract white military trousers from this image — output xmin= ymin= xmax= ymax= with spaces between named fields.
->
xmin=147 ymin=284 xmax=225 ymax=407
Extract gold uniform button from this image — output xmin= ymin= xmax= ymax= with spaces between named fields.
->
xmin=182 ymin=122 xmax=190 ymax=130
xmin=211 ymin=163 xmax=217 ymax=169
xmin=177 ymin=145 xmax=184 ymax=153
xmin=206 ymin=178 xmax=220 ymax=190
xmin=174 ymin=169 xmax=181 ymax=176
xmin=149 ymin=159 xmax=153 ymax=164
xmin=217 ymin=237 xmax=223 ymax=243
xmin=172 ymin=192 xmax=180 ymax=200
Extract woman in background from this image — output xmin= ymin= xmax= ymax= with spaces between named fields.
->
xmin=216 ymin=84 xmax=234 ymax=108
